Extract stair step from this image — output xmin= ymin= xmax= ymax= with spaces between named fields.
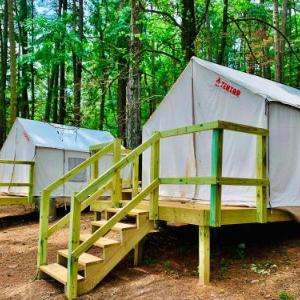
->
xmin=80 ymin=234 xmax=120 ymax=248
xmin=58 ymin=249 xmax=103 ymax=266
xmin=106 ymin=207 xmax=148 ymax=216
xmin=91 ymin=220 xmax=136 ymax=232
xmin=40 ymin=263 xmax=83 ymax=284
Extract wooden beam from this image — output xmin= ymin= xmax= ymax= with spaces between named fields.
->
xmin=150 ymin=137 xmax=160 ymax=221
xmin=218 ymin=177 xmax=269 ymax=186
xmin=112 ymin=139 xmax=122 ymax=207
xmin=72 ymin=179 xmax=159 ymax=259
xmin=199 ymin=226 xmax=210 ymax=284
xmin=218 ymin=121 xmax=268 ymax=136
xmin=89 ymin=142 xmax=113 ymax=151
xmin=160 ymin=121 xmax=219 ymax=138
xmin=0 ymin=159 xmax=34 ymax=165
xmin=28 ymin=163 xmax=35 ymax=204
xmin=75 ymin=133 xmax=160 ymax=203
xmin=132 ymin=156 xmax=139 ymax=197
xmin=0 ymin=196 xmax=29 ymax=205
xmin=210 ymin=129 xmax=223 ymax=227
xmin=160 ymin=177 xmax=216 ymax=185
xmin=256 ymin=135 xmax=267 ymax=223
xmin=0 ymin=182 xmax=32 ymax=187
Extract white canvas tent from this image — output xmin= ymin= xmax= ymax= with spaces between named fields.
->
xmin=143 ymin=57 xmax=300 ymax=208
xmin=0 ymin=118 xmax=129 ymax=197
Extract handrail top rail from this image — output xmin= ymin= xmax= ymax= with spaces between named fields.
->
xmin=43 ymin=142 xmax=114 ymax=194
xmin=160 ymin=120 xmax=268 ymax=138
xmin=0 ymin=159 xmax=35 ymax=165
xmin=75 ymin=132 xmax=160 ymax=202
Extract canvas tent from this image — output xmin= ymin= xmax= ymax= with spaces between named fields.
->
xmin=143 ymin=57 xmax=300 ymax=208
xmin=0 ymin=118 xmax=129 ymax=197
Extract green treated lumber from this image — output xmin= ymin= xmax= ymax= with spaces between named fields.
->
xmin=67 ymin=194 xmax=81 ymax=299
xmin=160 ymin=121 xmax=219 ymax=138
xmin=150 ymin=138 xmax=160 ymax=221
xmin=0 ymin=182 xmax=32 ymax=187
xmin=72 ymin=179 xmax=159 ymax=259
xmin=0 ymin=159 xmax=34 ymax=165
xmin=256 ymin=135 xmax=267 ymax=223
xmin=112 ymin=139 xmax=122 ymax=207
xmin=37 ymin=190 xmax=51 ymax=270
xmin=75 ymin=133 xmax=160 ymax=203
xmin=89 ymin=142 xmax=113 ymax=151
xmin=28 ymin=163 xmax=35 ymax=204
xmin=160 ymin=177 xmax=217 ymax=185
xmin=47 ymin=181 xmax=113 ymax=237
xmin=132 ymin=156 xmax=139 ymax=197
xmin=218 ymin=121 xmax=268 ymax=136
xmin=218 ymin=177 xmax=269 ymax=186
xmin=199 ymin=226 xmax=210 ymax=284
xmin=0 ymin=196 xmax=29 ymax=205
xmin=45 ymin=142 xmax=114 ymax=193
xmin=210 ymin=129 xmax=223 ymax=227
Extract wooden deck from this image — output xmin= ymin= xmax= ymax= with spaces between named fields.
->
xmin=91 ymin=198 xmax=293 ymax=226
xmin=0 ymin=195 xmax=30 ymax=205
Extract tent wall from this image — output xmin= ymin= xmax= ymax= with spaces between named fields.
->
xmin=0 ymin=120 xmax=35 ymax=195
xmin=34 ymin=148 xmax=64 ymax=197
xmin=142 ymin=60 xmax=268 ymax=206
xmin=268 ymin=103 xmax=300 ymax=207
xmin=192 ymin=61 xmax=267 ymax=206
xmin=142 ymin=62 xmax=196 ymax=199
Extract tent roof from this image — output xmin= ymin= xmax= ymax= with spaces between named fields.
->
xmin=17 ymin=118 xmax=114 ymax=152
xmin=193 ymin=57 xmax=300 ymax=109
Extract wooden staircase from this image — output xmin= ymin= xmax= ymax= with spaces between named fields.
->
xmin=40 ymin=208 xmax=153 ymax=296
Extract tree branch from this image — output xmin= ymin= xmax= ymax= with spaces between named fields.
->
xmin=143 ymin=49 xmax=181 ymax=62
xmin=230 ymin=17 xmax=299 ymax=62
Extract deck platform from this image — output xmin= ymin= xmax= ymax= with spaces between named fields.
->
xmin=91 ymin=198 xmax=293 ymax=226
xmin=0 ymin=195 xmax=30 ymax=206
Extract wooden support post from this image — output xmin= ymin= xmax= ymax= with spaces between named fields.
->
xmin=210 ymin=129 xmax=223 ymax=227
xmin=132 ymin=156 xmax=139 ymax=198
xmin=133 ymin=238 xmax=144 ymax=266
xmin=28 ymin=163 xmax=34 ymax=204
xmin=67 ymin=194 xmax=81 ymax=299
xmin=150 ymin=136 xmax=160 ymax=221
xmin=256 ymin=135 xmax=267 ymax=223
xmin=199 ymin=226 xmax=210 ymax=285
xmin=112 ymin=139 xmax=122 ymax=207
xmin=37 ymin=190 xmax=50 ymax=273
xmin=91 ymin=150 xmax=99 ymax=182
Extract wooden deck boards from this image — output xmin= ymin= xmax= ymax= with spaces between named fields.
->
xmin=92 ymin=198 xmax=293 ymax=226
xmin=0 ymin=195 xmax=30 ymax=205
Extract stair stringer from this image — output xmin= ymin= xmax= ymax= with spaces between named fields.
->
xmin=76 ymin=219 xmax=154 ymax=295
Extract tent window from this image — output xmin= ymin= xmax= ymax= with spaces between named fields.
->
xmin=68 ymin=157 xmax=87 ymax=182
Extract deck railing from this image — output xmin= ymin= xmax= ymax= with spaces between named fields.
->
xmin=37 ymin=120 xmax=268 ymax=299
xmin=0 ymin=159 xmax=35 ymax=204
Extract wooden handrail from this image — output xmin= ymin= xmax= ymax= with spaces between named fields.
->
xmin=0 ymin=159 xmax=34 ymax=165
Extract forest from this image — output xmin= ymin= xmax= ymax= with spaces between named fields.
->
xmin=0 ymin=0 xmax=299 ymax=149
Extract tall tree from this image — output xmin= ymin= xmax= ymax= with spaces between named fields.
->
xmin=273 ymin=0 xmax=282 ymax=82
xmin=217 ymin=0 xmax=228 ymax=65
xmin=0 ymin=0 xmax=8 ymax=146
xmin=8 ymin=0 xmax=17 ymax=125
xmin=126 ymin=0 xmax=141 ymax=149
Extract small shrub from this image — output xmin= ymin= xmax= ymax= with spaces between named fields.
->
xmin=278 ymin=290 xmax=294 ymax=300
xmin=220 ymin=258 xmax=230 ymax=275
xmin=250 ymin=261 xmax=278 ymax=275
xmin=163 ymin=260 xmax=172 ymax=272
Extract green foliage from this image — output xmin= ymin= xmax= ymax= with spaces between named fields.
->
xmin=250 ymin=260 xmax=278 ymax=275
xmin=278 ymin=291 xmax=295 ymax=300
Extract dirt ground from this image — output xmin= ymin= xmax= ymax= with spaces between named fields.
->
xmin=1 ymin=206 xmax=300 ymax=300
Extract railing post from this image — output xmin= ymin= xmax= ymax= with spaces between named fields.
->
xmin=150 ymin=134 xmax=160 ymax=221
xmin=91 ymin=150 xmax=99 ymax=182
xmin=37 ymin=190 xmax=50 ymax=273
xmin=67 ymin=193 xmax=81 ymax=299
xmin=132 ymin=156 xmax=139 ymax=198
xmin=256 ymin=135 xmax=267 ymax=223
xmin=112 ymin=139 xmax=122 ymax=207
xmin=28 ymin=163 xmax=34 ymax=204
xmin=210 ymin=128 xmax=223 ymax=227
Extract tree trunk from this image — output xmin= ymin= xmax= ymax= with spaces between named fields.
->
xmin=280 ymin=0 xmax=287 ymax=82
xmin=72 ymin=0 xmax=83 ymax=126
xmin=181 ymin=0 xmax=196 ymax=61
xmin=273 ymin=0 xmax=282 ymax=82
xmin=51 ymin=66 xmax=59 ymax=123
xmin=126 ymin=0 xmax=141 ymax=149
xmin=19 ymin=0 xmax=29 ymax=118
xmin=44 ymin=68 xmax=56 ymax=122
xmin=30 ymin=0 xmax=34 ymax=119
xmin=58 ymin=0 xmax=67 ymax=124
xmin=0 ymin=0 xmax=8 ymax=146
xmin=205 ymin=0 xmax=212 ymax=61
xmin=217 ymin=0 xmax=228 ymax=65
xmin=8 ymin=0 xmax=17 ymax=126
